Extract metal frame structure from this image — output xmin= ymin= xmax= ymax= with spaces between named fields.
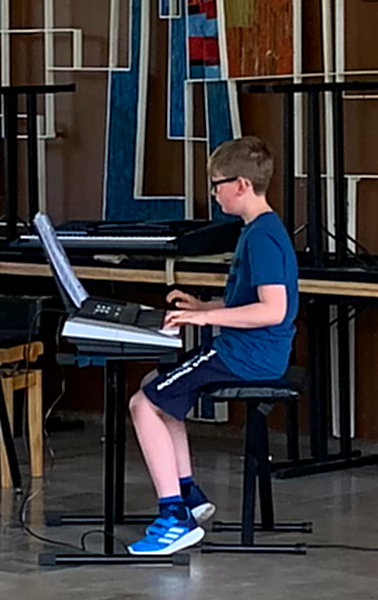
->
xmin=0 ymin=84 xmax=75 ymax=242
xmin=242 ymin=78 xmax=378 ymax=476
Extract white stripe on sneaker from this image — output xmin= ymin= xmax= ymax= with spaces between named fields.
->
xmin=128 ymin=526 xmax=205 ymax=556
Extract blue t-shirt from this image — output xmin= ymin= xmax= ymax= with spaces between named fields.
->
xmin=214 ymin=212 xmax=298 ymax=380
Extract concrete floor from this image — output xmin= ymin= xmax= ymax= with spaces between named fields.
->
xmin=1 ymin=422 xmax=378 ymax=600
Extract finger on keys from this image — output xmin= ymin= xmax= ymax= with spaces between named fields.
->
xmin=166 ymin=289 xmax=187 ymax=305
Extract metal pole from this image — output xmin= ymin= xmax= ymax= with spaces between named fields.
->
xmin=115 ymin=361 xmax=126 ymax=524
xmin=332 ymin=89 xmax=347 ymax=264
xmin=283 ymin=92 xmax=295 ymax=240
xmin=3 ymin=91 xmax=18 ymax=242
xmin=27 ymin=92 xmax=40 ymax=222
xmin=306 ymin=91 xmax=323 ymax=267
xmin=104 ymin=361 xmax=116 ymax=555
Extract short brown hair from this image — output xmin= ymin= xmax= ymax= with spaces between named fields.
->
xmin=208 ymin=136 xmax=273 ymax=195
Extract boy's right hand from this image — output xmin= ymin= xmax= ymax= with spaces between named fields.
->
xmin=166 ymin=289 xmax=205 ymax=310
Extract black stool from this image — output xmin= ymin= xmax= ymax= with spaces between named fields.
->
xmin=201 ymin=366 xmax=312 ymax=555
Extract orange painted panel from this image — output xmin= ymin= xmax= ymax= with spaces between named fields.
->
xmin=224 ymin=0 xmax=293 ymax=77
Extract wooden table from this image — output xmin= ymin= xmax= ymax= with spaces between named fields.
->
xmin=1 ymin=260 xmax=378 ymax=298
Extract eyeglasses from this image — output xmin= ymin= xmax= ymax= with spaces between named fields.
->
xmin=210 ymin=176 xmax=238 ymax=195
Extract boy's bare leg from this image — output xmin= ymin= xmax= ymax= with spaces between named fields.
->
xmin=129 ymin=389 xmax=181 ymax=498
xmin=161 ymin=413 xmax=192 ymax=478
xmin=138 ymin=370 xmax=193 ymax=478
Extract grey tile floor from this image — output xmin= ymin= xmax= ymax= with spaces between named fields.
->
xmin=1 ymin=422 xmax=378 ymax=600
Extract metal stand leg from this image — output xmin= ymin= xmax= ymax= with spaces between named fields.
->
xmin=40 ymin=360 xmax=185 ymax=567
xmin=46 ymin=360 xmax=156 ymax=528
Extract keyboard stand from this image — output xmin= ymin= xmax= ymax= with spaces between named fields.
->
xmin=39 ymin=350 xmax=188 ymax=568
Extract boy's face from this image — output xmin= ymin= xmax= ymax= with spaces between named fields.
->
xmin=211 ymin=172 xmax=243 ymax=216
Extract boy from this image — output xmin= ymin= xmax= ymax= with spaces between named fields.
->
xmin=128 ymin=136 xmax=298 ymax=555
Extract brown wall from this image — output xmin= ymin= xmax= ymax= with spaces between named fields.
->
xmin=6 ymin=1 xmax=378 ymax=438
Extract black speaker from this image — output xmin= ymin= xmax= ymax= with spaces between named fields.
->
xmin=176 ymin=219 xmax=243 ymax=255
xmin=0 ymin=295 xmax=60 ymax=344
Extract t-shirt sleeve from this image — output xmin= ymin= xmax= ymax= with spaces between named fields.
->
xmin=246 ymin=230 xmax=286 ymax=286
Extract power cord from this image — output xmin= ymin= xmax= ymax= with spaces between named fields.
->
xmin=79 ymin=529 xmax=127 ymax=553
xmin=18 ymin=307 xmax=84 ymax=551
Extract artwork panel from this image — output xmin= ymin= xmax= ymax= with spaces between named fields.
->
xmin=188 ymin=13 xmax=207 ymax=36
xmin=190 ymin=64 xmax=205 ymax=78
xmin=169 ymin=3 xmax=187 ymax=137
xmin=224 ymin=0 xmax=255 ymax=27
xmin=189 ymin=36 xmax=205 ymax=60
xmin=224 ymin=0 xmax=293 ymax=77
xmin=203 ymin=37 xmax=220 ymax=64
xmin=188 ymin=12 xmax=218 ymax=36
xmin=188 ymin=0 xmax=201 ymax=15
xmin=202 ymin=0 xmax=217 ymax=19
xmin=106 ymin=72 xmax=138 ymax=220
xmin=203 ymin=65 xmax=220 ymax=79
xmin=160 ymin=0 xmax=180 ymax=17
xmin=106 ymin=1 xmax=184 ymax=221
xmin=206 ymin=81 xmax=234 ymax=221
xmin=160 ymin=0 xmax=170 ymax=15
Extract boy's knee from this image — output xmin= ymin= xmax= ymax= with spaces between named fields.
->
xmin=129 ymin=390 xmax=144 ymax=415
xmin=129 ymin=389 xmax=159 ymax=418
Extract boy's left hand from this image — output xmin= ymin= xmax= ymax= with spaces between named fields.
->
xmin=163 ymin=309 xmax=208 ymax=328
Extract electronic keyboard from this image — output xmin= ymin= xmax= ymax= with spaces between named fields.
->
xmin=17 ymin=233 xmax=177 ymax=251
xmin=61 ymin=299 xmax=182 ymax=354
xmin=14 ymin=218 xmax=243 ymax=255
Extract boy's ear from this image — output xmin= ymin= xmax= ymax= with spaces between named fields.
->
xmin=238 ymin=177 xmax=251 ymax=194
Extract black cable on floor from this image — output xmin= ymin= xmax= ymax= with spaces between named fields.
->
xmin=17 ymin=307 xmax=84 ymax=552
xmin=17 ymin=307 xmax=129 ymax=554
xmin=79 ymin=529 xmax=128 ymax=553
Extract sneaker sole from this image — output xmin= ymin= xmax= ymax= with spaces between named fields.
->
xmin=128 ymin=526 xmax=205 ymax=556
xmin=191 ymin=503 xmax=216 ymax=524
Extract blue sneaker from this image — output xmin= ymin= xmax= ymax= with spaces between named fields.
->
xmin=184 ymin=484 xmax=216 ymax=525
xmin=128 ymin=509 xmax=205 ymax=555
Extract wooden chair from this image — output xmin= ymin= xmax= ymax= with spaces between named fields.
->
xmin=0 ymin=340 xmax=43 ymax=488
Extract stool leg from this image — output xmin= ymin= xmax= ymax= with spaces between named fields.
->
xmin=286 ymin=400 xmax=300 ymax=462
xmin=241 ymin=404 xmax=258 ymax=545
xmin=27 ymin=371 xmax=43 ymax=478
xmin=253 ymin=409 xmax=274 ymax=530
xmin=0 ymin=377 xmax=15 ymax=488
xmin=203 ymin=401 xmax=308 ymax=555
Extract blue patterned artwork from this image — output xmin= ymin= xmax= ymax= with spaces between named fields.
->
xmin=160 ymin=0 xmax=180 ymax=17
xmin=160 ymin=0 xmax=171 ymax=16
xmin=168 ymin=1 xmax=187 ymax=138
xmin=206 ymin=80 xmax=234 ymax=220
xmin=105 ymin=2 xmax=184 ymax=220
xmin=104 ymin=0 xmax=239 ymax=223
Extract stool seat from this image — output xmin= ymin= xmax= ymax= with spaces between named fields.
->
xmin=202 ymin=366 xmax=305 ymax=401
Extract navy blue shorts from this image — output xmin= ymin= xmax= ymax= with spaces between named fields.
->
xmin=142 ymin=347 xmax=243 ymax=421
